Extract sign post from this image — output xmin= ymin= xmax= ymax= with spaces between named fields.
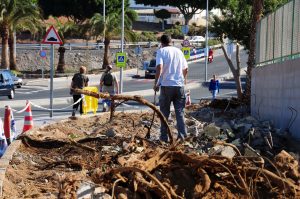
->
xmin=41 ymin=25 xmax=63 ymax=118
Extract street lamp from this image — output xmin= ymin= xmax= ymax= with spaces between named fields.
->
xmin=103 ymin=0 xmax=105 ymax=39
xmin=204 ymin=0 xmax=209 ymax=82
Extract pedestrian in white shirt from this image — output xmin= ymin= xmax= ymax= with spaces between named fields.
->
xmin=153 ymin=35 xmax=189 ymax=142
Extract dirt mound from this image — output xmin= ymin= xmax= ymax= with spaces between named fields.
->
xmin=2 ymin=105 xmax=300 ymax=198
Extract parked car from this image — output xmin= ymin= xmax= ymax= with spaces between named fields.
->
xmin=0 ymin=70 xmax=15 ymax=99
xmin=145 ymin=59 xmax=156 ymax=79
xmin=6 ymin=70 xmax=23 ymax=88
xmin=189 ymin=36 xmax=205 ymax=43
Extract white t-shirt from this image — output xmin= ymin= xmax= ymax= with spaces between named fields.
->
xmin=156 ymin=46 xmax=188 ymax=87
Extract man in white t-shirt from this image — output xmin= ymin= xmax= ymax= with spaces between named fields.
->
xmin=154 ymin=35 xmax=189 ymax=142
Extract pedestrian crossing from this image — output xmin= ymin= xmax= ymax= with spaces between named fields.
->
xmin=14 ymin=85 xmax=49 ymax=95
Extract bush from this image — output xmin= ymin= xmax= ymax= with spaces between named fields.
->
xmin=164 ymin=25 xmax=184 ymax=39
xmin=208 ymin=39 xmax=221 ymax=46
xmin=136 ymin=31 xmax=158 ymax=42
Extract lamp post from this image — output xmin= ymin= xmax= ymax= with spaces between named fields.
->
xmin=204 ymin=0 xmax=209 ymax=82
xmin=120 ymin=0 xmax=125 ymax=93
xmin=103 ymin=0 xmax=105 ymax=39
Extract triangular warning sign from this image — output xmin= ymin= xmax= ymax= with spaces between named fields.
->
xmin=42 ymin=25 xmax=63 ymax=45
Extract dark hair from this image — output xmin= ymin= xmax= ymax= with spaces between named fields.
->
xmin=160 ymin=35 xmax=172 ymax=45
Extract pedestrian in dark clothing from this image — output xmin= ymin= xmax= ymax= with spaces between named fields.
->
xmin=154 ymin=35 xmax=189 ymax=142
xmin=209 ymin=74 xmax=219 ymax=100
xmin=70 ymin=66 xmax=89 ymax=116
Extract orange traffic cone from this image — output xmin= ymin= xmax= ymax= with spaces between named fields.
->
xmin=4 ymin=106 xmax=12 ymax=145
xmin=23 ymin=101 xmax=33 ymax=133
xmin=186 ymin=90 xmax=191 ymax=107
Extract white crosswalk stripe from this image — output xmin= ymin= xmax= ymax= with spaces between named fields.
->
xmin=15 ymin=85 xmax=49 ymax=94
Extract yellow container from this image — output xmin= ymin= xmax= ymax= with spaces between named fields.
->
xmin=82 ymin=87 xmax=99 ymax=114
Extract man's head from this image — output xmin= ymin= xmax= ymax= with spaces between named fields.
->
xmin=106 ymin=65 xmax=113 ymax=71
xmin=160 ymin=35 xmax=172 ymax=47
xmin=79 ymin=66 xmax=86 ymax=74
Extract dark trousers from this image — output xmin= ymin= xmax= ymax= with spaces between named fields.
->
xmin=73 ymin=95 xmax=83 ymax=114
xmin=159 ymin=86 xmax=187 ymax=141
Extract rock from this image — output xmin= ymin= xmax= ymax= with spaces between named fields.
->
xmin=77 ymin=182 xmax=95 ymax=199
xmin=220 ymin=146 xmax=236 ymax=158
xmin=231 ymin=138 xmax=242 ymax=147
xmin=106 ymin=128 xmax=116 ymax=137
xmin=244 ymin=148 xmax=260 ymax=157
xmin=203 ymin=124 xmax=220 ymax=137
xmin=208 ymin=145 xmax=236 ymax=158
xmin=208 ymin=145 xmax=223 ymax=155
xmin=220 ymin=122 xmax=233 ymax=132
xmin=94 ymin=187 xmax=112 ymax=199
xmin=244 ymin=116 xmax=258 ymax=123
xmin=187 ymin=125 xmax=199 ymax=137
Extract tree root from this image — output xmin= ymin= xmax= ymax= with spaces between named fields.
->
xmin=72 ymin=89 xmax=174 ymax=145
xmin=107 ymin=166 xmax=172 ymax=199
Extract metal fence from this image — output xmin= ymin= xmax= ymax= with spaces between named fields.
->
xmin=256 ymin=0 xmax=300 ymax=66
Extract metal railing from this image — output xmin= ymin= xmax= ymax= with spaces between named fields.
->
xmin=256 ymin=0 xmax=300 ymax=66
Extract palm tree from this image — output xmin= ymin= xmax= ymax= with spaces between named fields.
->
xmin=49 ymin=17 xmax=77 ymax=73
xmin=8 ymin=1 xmax=41 ymax=70
xmin=0 ymin=0 xmax=41 ymax=70
xmin=89 ymin=9 xmax=137 ymax=69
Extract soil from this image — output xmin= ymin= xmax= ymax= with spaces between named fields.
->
xmin=2 ymin=101 xmax=300 ymax=199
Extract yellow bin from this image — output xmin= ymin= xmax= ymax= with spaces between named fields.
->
xmin=82 ymin=87 xmax=99 ymax=114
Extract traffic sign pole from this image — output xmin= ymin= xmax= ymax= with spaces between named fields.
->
xmin=50 ymin=44 xmax=54 ymax=118
xmin=204 ymin=0 xmax=209 ymax=82
xmin=120 ymin=0 xmax=125 ymax=94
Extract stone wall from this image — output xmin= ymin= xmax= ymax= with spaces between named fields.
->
xmin=251 ymin=58 xmax=300 ymax=139
xmin=14 ymin=47 xmax=156 ymax=72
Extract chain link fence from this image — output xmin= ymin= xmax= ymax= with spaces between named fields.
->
xmin=256 ymin=0 xmax=300 ymax=66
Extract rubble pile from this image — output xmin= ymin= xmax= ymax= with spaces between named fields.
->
xmin=2 ymin=99 xmax=300 ymax=199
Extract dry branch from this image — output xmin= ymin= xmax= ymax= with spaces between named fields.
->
xmin=73 ymin=88 xmax=174 ymax=145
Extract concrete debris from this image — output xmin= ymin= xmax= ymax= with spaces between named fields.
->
xmin=203 ymin=124 xmax=220 ymax=137
xmin=106 ymin=128 xmax=116 ymax=137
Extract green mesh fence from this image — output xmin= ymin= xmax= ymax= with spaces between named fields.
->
xmin=256 ymin=0 xmax=300 ymax=66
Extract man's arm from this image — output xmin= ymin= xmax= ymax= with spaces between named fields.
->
xmin=183 ymin=67 xmax=188 ymax=85
xmin=154 ymin=64 xmax=162 ymax=91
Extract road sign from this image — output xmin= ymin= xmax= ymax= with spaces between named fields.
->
xmin=182 ymin=47 xmax=191 ymax=60
xmin=182 ymin=39 xmax=190 ymax=47
xmin=116 ymin=52 xmax=126 ymax=67
xmin=39 ymin=50 xmax=47 ymax=58
xmin=181 ymin=25 xmax=189 ymax=35
xmin=42 ymin=25 xmax=63 ymax=45
xmin=135 ymin=46 xmax=142 ymax=55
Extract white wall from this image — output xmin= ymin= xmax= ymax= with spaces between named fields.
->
xmin=251 ymin=58 xmax=300 ymax=139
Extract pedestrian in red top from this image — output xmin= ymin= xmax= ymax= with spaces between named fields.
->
xmin=208 ymin=48 xmax=214 ymax=63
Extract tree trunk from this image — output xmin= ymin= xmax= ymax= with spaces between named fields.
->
xmin=1 ymin=24 xmax=9 ymax=69
xmin=184 ymin=15 xmax=193 ymax=25
xmin=57 ymin=45 xmax=66 ymax=73
xmin=244 ymin=0 xmax=264 ymax=103
xmin=221 ymin=44 xmax=243 ymax=99
xmin=9 ymin=30 xmax=18 ymax=71
xmin=102 ymin=37 xmax=110 ymax=69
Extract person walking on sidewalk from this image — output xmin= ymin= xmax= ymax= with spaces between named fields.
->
xmin=70 ymin=66 xmax=89 ymax=116
xmin=153 ymin=34 xmax=189 ymax=142
xmin=99 ymin=65 xmax=119 ymax=112
xmin=209 ymin=74 xmax=220 ymax=100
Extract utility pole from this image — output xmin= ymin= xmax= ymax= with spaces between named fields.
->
xmin=103 ymin=0 xmax=105 ymax=39
xmin=120 ymin=0 xmax=125 ymax=93
xmin=204 ymin=0 xmax=209 ymax=82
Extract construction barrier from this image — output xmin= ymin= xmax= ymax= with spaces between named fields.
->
xmin=83 ymin=87 xmax=99 ymax=114
xmin=22 ymin=101 xmax=33 ymax=133
xmin=3 ymin=106 xmax=12 ymax=145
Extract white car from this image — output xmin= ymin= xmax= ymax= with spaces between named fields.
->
xmin=189 ymin=36 xmax=205 ymax=43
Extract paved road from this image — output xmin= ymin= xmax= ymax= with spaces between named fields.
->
xmin=3 ymin=48 xmax=248 ymax=121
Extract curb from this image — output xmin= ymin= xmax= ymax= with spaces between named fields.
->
xmin=0 ymin=140 xmax=22 ymax=196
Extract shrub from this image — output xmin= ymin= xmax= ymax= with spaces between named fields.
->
xmin=164 ymin=25 xmax=184 ymax=39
